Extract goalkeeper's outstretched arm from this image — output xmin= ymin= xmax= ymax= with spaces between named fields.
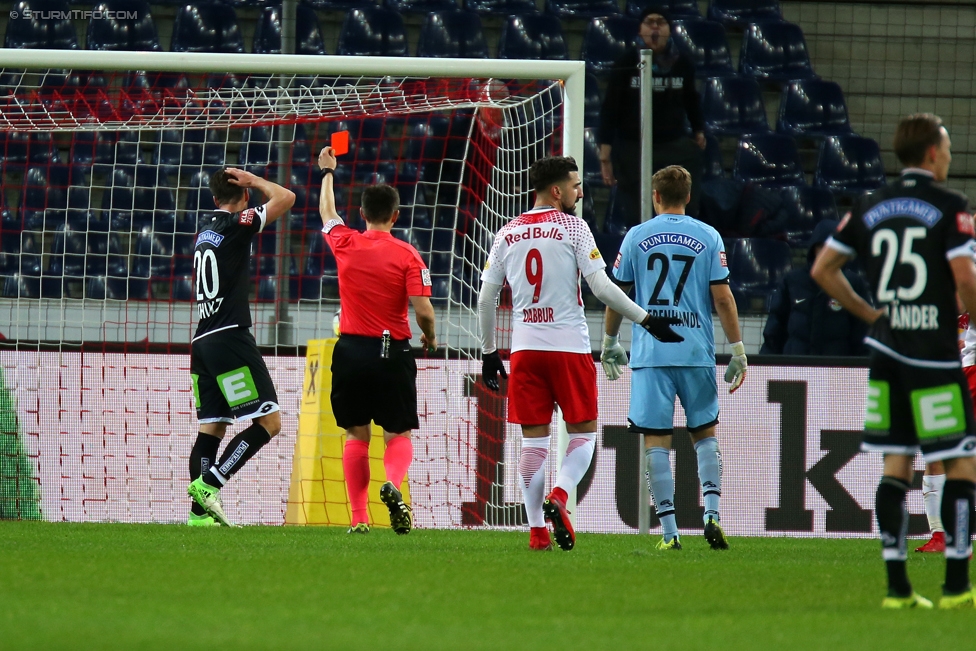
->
xmin=317 ymin=146 xmax=341 ymax=226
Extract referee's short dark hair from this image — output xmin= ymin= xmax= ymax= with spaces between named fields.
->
xmin=652 ymin=165 xmax=692 ymax=207
xmin=894 ymin=113 xmax=944 ymax=166
xmin=210 ymin=169 xmax=245 ymax=205
xmin=529 ymin=156 xmax=579 ymax=194
xmin=361 ymin=184 xmax=400 ymax=223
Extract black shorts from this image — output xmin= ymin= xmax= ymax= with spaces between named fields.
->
xmin=191 ymin=328 xmax=280 ymax=424
xmin=331 ymin=334 xmax=418 ymax=433
xmin=862 ymin=350 xmax=976 ymax=462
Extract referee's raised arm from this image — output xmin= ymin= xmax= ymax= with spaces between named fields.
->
xmin=317 ymin=146 xmax=341 ymax=226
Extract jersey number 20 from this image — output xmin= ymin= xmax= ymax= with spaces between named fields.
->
xmin=193 ymin=249 xmax=220 ymax=301
xmin=646 ymin=253 xmax=695 ymax=307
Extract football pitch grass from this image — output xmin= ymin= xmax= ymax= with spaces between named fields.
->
xmin=0 ymin=522 xmax=970 ymax=650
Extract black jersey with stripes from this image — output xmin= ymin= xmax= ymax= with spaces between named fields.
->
xmin=830 ymin=171 xmax=973 ymax=362
xmin=192 ymin=204 xmax=267 ymax=340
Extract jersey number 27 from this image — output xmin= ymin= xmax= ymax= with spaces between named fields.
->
xmin=646 ymin=253 xmax=695 ymax=307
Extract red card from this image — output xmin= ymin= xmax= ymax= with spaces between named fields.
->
xmin=331 ymin=130 xmax=349 ymax=156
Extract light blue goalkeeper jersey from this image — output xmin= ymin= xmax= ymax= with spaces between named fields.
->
xmin=612 ymin=213 xmax=729 ymax=368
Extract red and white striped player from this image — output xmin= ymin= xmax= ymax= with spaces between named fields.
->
xmin=478 ymin=156 xmax=681 ymax=551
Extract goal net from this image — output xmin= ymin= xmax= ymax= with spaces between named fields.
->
xmin=0 ymin=50 xmax=585 ymax=527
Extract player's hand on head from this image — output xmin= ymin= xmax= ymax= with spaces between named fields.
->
xmin=318 ymin=146 xmax=337 ymax=171
xmin=724 ymin=342 xmax=747 ymax=394
xmin=481 ymin=351 xmax=507 ymax=392
xmin=224 ymin=167 xmax=260 ymax=188
xmin=600 ymin=334 xmax=628 ymax=381
xmin=640 ymin=313 xmax=684 ymax=343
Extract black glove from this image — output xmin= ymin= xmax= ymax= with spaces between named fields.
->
xmin=640 ymin=314 xmax=684 ymax=343
xmin=482 ymin=351 xmax=508 ymax=392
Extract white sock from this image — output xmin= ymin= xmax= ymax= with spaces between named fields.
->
xmin=519 ymin=436 xmax=550 ymax=528
xmin=922 ymin=473 xmax=945 ymax=533
xmin=555 ymin=432 xmax=596 ymax=494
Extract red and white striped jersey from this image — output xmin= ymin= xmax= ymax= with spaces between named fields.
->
xmin=482 ymin=207 xmax=606 ymax=353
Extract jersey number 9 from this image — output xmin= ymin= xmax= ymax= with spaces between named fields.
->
xmin=526 ymin=248 xmax=543 ymax=303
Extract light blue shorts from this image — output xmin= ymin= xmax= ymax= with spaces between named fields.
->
xmin=629 ymin=366 xmax=719 ymax=433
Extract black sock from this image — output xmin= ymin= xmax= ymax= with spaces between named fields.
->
xmin=941 ymin=479 xmax=975 ymax=594
xmin=202 ymin=423 xmax=272 ymax=488
xmin=189 ymin=432 xmax=221 ymax=516
xmin=876 ymin=476 xmax=912 ymax=596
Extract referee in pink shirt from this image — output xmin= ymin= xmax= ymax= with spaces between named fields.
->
xmin=317 ymin=146 xmax=437 ymax=536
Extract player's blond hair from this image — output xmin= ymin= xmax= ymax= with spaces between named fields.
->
xmin=652 ymin=165 xmax=692 ymax=208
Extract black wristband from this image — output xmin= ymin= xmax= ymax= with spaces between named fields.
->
xmin=318 ymin=167 xmax=335 ymax=180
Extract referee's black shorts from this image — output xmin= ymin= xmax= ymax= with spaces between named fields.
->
xmin=331 ymin=334 xmax=419 ymax=433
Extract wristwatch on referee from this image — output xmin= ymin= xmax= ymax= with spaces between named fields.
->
xmin=318 ymin=167 xmax=335 ymax=180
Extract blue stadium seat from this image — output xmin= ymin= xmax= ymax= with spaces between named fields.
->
xmin=171 ymin=3 xmax=245 ymax=53
xmin=132 ymin=166 xmax=177 ymax=232
xmin=240 ymin=126 xmax=279 ymax=177
xmin=708 ymin=0 xmax=781 ymax=27
xmin=337 ymin=7 xmax=408 ymax=57
xmin=498 ymin=13 xmax=568 ymax=60
xmin=4 ymin=0 xmax=78 ymax=49
xmin=85 ymin=230 xmax=127 ymax=278
xmin=172 ymin=232 xmax=196 ymax=275
xmin=778 ymin=185 xmax=838 ymax=247
xmin=701 ymin=76 xmax=769 ymax=136
xmin=734 ymin=133 xmax=804 ymax=187
xmin=385 ymin=0 xmax=458 ymax=15
xmin=545 ymin=0 xmax=621 ymax=20
xmin=21 ymin=165 xmax=71 ymax=232
xmin=739 ymin=20 xmax=815 ymax=83
xmin=152 ymin=129 xmax=225 ymax=175
xmin=815 ymin=135 xmax=886 ymax=195
xmin=0 ymin=132 xmax=61 ymax=171
xmin=86 ymin=1 xmax=160 ymax=51
xmin=253 ymin=4 xmax=326 ymax=55
xmin=250 ymin=232 xmax=278 ymax=277
xmin=300 ymin=234 xmax=339 ymax=300
xmin=725 ymin=237 xmax=792 ymax=311
xmin=48 ymin=226 xmax=87 ymax=283
xmin=101 ymin=167 xmax=135 ymax=230
xmin=398 ymin=184 xmax=433 ymax=230
xmin=303 ymin=0 xmax=374 ymax=8
xmin=671 ymin=19 xmax=734 ymax=78
xmin=403 ymin=115 xmax=451 ymax=163
xmin=463 ymin=0 xmax=535 ymax=16
xmin=776 ymin=79 xmax=853 ymax=138
xmin=183 ymin=169 xmax=212 ymax=216
xmin=582 ymin=128 xmax=603 ymax=187
xmin=581 ymin=16 xmax=639 ymax=76
xmin=131 ymin=230 xmax=175 ymax=279
xmin=66 ymin=185 xmax=96 ymax=231
xmin=417 ymin=10 xmax=489 ymax=59
xmin=628 ymin=1 xmax=700 ymax=18
xmin=584 ymin=72 xmax=602 ymax=128
xmin=85 ymin=275 xmax=129 ymax=300
xmin=702 ymin=134 xmax=724 ymax=179
xmin=72 ymin=131 xmax=140 ymax=175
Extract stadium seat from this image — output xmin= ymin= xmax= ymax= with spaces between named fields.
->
xmin=545 ymin=0 xmax=621 ymax=20
xmin=582 ymin=128 xmax=603 ymax=187
xmin=86 ymin=230 xmax=128 ymax=278
xmin=815 ymin=135 xmax=886 ymax=195
xmin=498 ymin=13 xmax=568 ymax=61
xmin=171 ymin=3 xmax=245 ymax=53
xmin=300 ymin=234 xmax=339 ymax=300
xmin=739 ymin=20 xmax=815 ymax=84
xmin=702 ymin=134 xmax=724 ymax=179
xmin=85 ymin=275 xmax=129 ymax=300
xmin=417 ymin=10 xmax=489 ymax=59
xmin=584 ymin=72 xmax=602 ymax=128
xmin=21 ymin=165 xmax=70 ymax=232
xmin=72 ymin=131 xmax=140 ymax=175
xmin=86 ymin=1 xmax=160 ymax=51
xmin=66 ymin=185 xmax=97 ymax=231
xmin=152 ymin=129 xmax=225 ymax=175
xmin=463 ymin=0 xmax=536 ymax=16
xmin=0 ymin=132 xmax=61 ymax=171
xmin=171 ymin=233 xmax=196 ymax=275
xmin=385 ymin=0 xmax=458 ymax=14
xmin=671 ymin=19 xmax=735 ymax=79
xmin=581 ymin=16 xmax=639 ymax=76
xmin=776 ymin=79 xmax=853 ymax=138
xmin=240 ymin=126 xmax=279 ymax=177
xmin=132 ymin=229 xmax=175 ymax=279
xmin=724 ymin=237 xmax=792 ymax=311
xmin=303 ymin=0 xmax=374 ymax=9
xmin=398 ymin=184 xmax=433 ymax=230
xmin=101 ymin=167 xmax=135 ymax=231
xmin=252 ymin=4 xmax=326 ymax=55
xmin=779 ymin=185 xmax=838 ymax=247
xmin=337 ymin=7 xmax=408 ymax=57
xmin=132 ymin=166 xmax=177 ymax=233
xmin=48 ymin=226 xmax=87 ymax=283
xmin=733 ymin=133 xmax=804 ymax=187
xmin=629 ymin=0 xmax=701 ymax=19
xmin=708 ymin=0 xmax=781 ymax=27
xmin=183 ymin=169 xmax=213 ymax=219
xmin=701 ymin=76 xmax=769 ymax=136
xmin=4 ymin=0 xmax=78 ymax=49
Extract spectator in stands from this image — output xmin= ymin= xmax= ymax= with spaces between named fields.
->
xmin=761 ymin=219 xmax=871 ymax=356
xmin=598 ymin=5 xmax=705 ymax=227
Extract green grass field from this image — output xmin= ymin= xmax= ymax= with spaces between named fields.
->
xmin=0 ymin=522 xmax=970 ymax=650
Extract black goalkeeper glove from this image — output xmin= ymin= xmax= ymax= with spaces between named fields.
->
xmin=640 ymin=313 xmax=684 ymax=343
xmin=482 ymin=351 xmax=508 ymax=392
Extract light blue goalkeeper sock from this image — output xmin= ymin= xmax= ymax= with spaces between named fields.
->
xmin=646 ymin=447 xmax=677 ymax=541
xmin=694 ymin=437 xmax=722 ymax=524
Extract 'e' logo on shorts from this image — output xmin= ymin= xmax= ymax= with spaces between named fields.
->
xmin=217 ymin=366 xmax=257 ymax=407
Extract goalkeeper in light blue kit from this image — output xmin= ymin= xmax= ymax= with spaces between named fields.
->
xmin=603 ymin=165 xmax=746 ymax=550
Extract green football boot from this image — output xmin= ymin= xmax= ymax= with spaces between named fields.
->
xmin=881 ymin=592 xmax=934 ymax=609
xmin=347 ymin=523 xmax=370 ymax=534
xmin=187 ymin=477 xmax=235 ymax=527
xmin=187 ymin=512 xmax=219 ymax=527
xmin=938 ymin=588 xmax=975 ymax=610
xmin=656 ymin=536 xmax=682 ymax=551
